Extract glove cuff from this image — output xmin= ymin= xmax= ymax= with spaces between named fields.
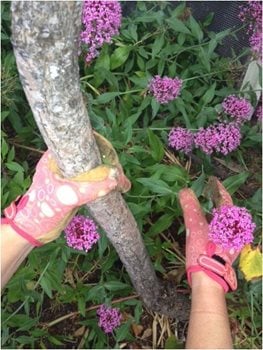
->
xmin=198 ymin=254 xmax=237 ymax=292
xmin=2 ymin=199 xmax=43 ymax=247
xmin=187 ymin=255 xmax=237 ymax=293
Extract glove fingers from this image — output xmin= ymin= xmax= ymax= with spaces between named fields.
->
xmin=115 ymin=165 xmax=131 ymax=193
xmin=206 ymin=176 xmax=233 ymax=207
xmin=215 ymin=178 xmax=233 ymax=206
xmin=179 ymin=188 xmax=208 ymax=233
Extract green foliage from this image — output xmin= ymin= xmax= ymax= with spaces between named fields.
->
xmin=1 ymin=1 xmax=262 ymax=349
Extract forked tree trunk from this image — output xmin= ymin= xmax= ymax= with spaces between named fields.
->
xmin=11 ymin=1 xmax=190 ymax=320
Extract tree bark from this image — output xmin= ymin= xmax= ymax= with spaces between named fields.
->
xmin=11 ymin=1 xmax=190 ymax=321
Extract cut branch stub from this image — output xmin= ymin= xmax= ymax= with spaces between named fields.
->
xmin=11 ymin=1 xmax=190 ymax=321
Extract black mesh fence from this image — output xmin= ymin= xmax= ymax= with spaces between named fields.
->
xmin=122 ymin=1 xmax=250 ymax=59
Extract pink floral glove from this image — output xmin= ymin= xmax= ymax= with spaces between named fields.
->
xmin=2 ymin=132 xmax=131 ymax=246
xmin=179 ymin=176 xmax=255 ymax=293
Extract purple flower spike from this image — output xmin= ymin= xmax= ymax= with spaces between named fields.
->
xmin=238 ymin=1 xmax=262 ymax=58
xmin=209 ymin=205 xmax=256 ymax=250
xmin=64 ymin=215 xmax=99 ymax=252
xmin=222 ymin=95 xmax=252 ymax=123
xmin=97 ymin=305 xmax=122 ymax=334
xmin=249 ymin=31 xmax=262 ymax=58
xmin=80 ymin=1 xmax=122 ymax=62
xmin=168 ymin=127 xmax=194 ymax=154
xmin=255 ymin=104 xmax=262 ymax=121
xmin=194 ymin=122 xmax=241 ymax=155
xmin=148 ymin=75 xmax=183 ymax=104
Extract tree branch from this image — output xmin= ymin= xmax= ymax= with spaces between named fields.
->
xmin=11 ymin=0 xmax=190 ymax=321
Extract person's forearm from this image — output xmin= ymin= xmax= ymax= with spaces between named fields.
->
xmin=186 ymin=271 xmax=233 ymax=349
xmin=1 ymin=224 xmax=34 ymax=289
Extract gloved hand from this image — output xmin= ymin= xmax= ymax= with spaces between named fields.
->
xmin=2 ymin=132 xmax=131 ymax=246
xmin=179 ymin=177 xmax=242 ymax=293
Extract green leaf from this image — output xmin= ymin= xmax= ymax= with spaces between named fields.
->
xmin=208 ymin=38 xmax=217 ymax=56
xmin=171 ymin=3 xmax=186 ymax=18
xmin=94 ymin=47 xmax=110 ymax=71
xmin=165 ymin=335 xmax=184 ymax=349
xmin=151 ymin=98 xmax=160 ymax=119
xmin=203 ymin=12 xmax=214 ymax=27
xmin=6 ymin=161 xmax=24 ymax=173
xmin=48 ymin=336 xmax=64 ymax=346
xmin=148 ymin=213 xmax=174 ymax=236
xmin=247 ymin=188 xmax=262 ymax=212
xmin=115 ymin=320 xmax=132 ymax=342
xmin=202 ymin=82 xmax=216 ymax=105
xmin=147 ymin=129 xmax=164 ymax=162
xmin=40 ymin=276 xmax=53 ymax=298
xmin=86 ymin=285 xmax=105 ymax=301
xmin=137 ymin=178 xmax=174 ymax=195
xmin=191 ymin=169 xmax=206 ymax=197
xmin=1 ymin=110 xmax=9 ymax=122
xmin=152 ymin=33 xmax=165 ymax=57
xmin=166 ymin=18 xmax=191 ymax=35
xmin=189 ymin=16 xmax=203 ymax=43
xmin=161 ymin=166 xmax=189 ymax=184
xmin=128 ymin=23 xmax=138 ymax=41
xmin=223 ymin=172 xmax=249 ymax=195
xmin=95 ymin=92 xmax=120 ymax=104
xmin=104 ymin=281 xmax=130 ymax=291
xmin=157 ymin=58 xmax=165 ymax=76
xmin=98 ymin=231 xmax=109 ymax=258
xmin=199 ymin=47 xmax=211 ymax=72
xmin=7 ymin=146 xmax=15 ymax=162
xmin=176 ymin=32 xmax=185 ymax=46
xmin=1 ymin=137 xmax=9 ymax=160
xmin=215 ymin=28 xmax=231 ymax=42
xmin=78 ymin=297 xmax=86 ymax=317
xmin=110 ymin=46 xmax=131 ymax=70
xmin=175 ymin=98 xmax=192 ymax=128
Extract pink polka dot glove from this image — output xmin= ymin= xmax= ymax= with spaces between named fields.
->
xmin=2 ymin=132 xmax=131 ymax=246
xmin=179 ymin=177 xmax=240 ymax=293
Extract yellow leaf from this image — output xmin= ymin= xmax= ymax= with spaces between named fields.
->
xmin=239 ymin=244 xmax=262 ymax=281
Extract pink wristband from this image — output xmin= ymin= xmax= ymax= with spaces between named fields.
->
xmin=1 ymin=200 xmax=43 ymax=247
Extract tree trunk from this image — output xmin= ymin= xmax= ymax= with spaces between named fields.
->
xmin=11 ymin=1 xmax=190 ymax=321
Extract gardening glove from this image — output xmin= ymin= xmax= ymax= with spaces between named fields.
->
xmin=179 ymin=176 xmax=241 ymax=293
xmin=2 ymin=132 xmax=131 ymax=246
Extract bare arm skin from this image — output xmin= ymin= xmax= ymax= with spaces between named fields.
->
xmin=186 ymin=271 xmax=233 ymax=349
xmin=1 ymin=224 xmax=33 ymax=289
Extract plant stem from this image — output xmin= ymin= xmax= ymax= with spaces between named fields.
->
xmin=43 ymin=294 xmax=139 ymax=328
xmin=126 ymin=194 xmax=165 ymax=198
xmin=134 ymin=29 xmax=163 ymax=46
xmin=9 ymin=141 xmax=44 ymax=154
xmin=3 ymin=262 xmax=51 ymax=326
xmin=169 ymin=24 xmax=247 ymax=60
xmin=183 ymin=66 xmax=245 ymax=82
xmin=81 ymin=81 xmax=100 ymax=95
xmin=120 ymin=89 xmax=145 ymax=95
xmin=80 ymin=74 xmax=94 ymax=81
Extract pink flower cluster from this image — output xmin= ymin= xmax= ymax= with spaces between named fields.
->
xmin=148 ymin=76 xmax=183 ymax=104
xmin=255 ymin=104 xmax=262 ymax=121
xmin=222 ymin=95 xmax=252 ymax=123
xmin=249 ymin=31 xmax=262 ymax=57
xmin=239 ymin=1 xmax=262 ymax=58
xmin=64 ymin=215 xmax=99 ymax=252
xmin=168 ymin=127 xmax=194 ymax=154
xmin=169 ymin=123 xmax=241 ymax=156
xmin=209 ymin=205 xmax=256 ymax=250
xmin=97 ymin=305 xmax=122 ymax=333
xmin=81 ymin=0 xmax=122 ymax=62
xmin=194 ymin=123 xmax=241 ymax=155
